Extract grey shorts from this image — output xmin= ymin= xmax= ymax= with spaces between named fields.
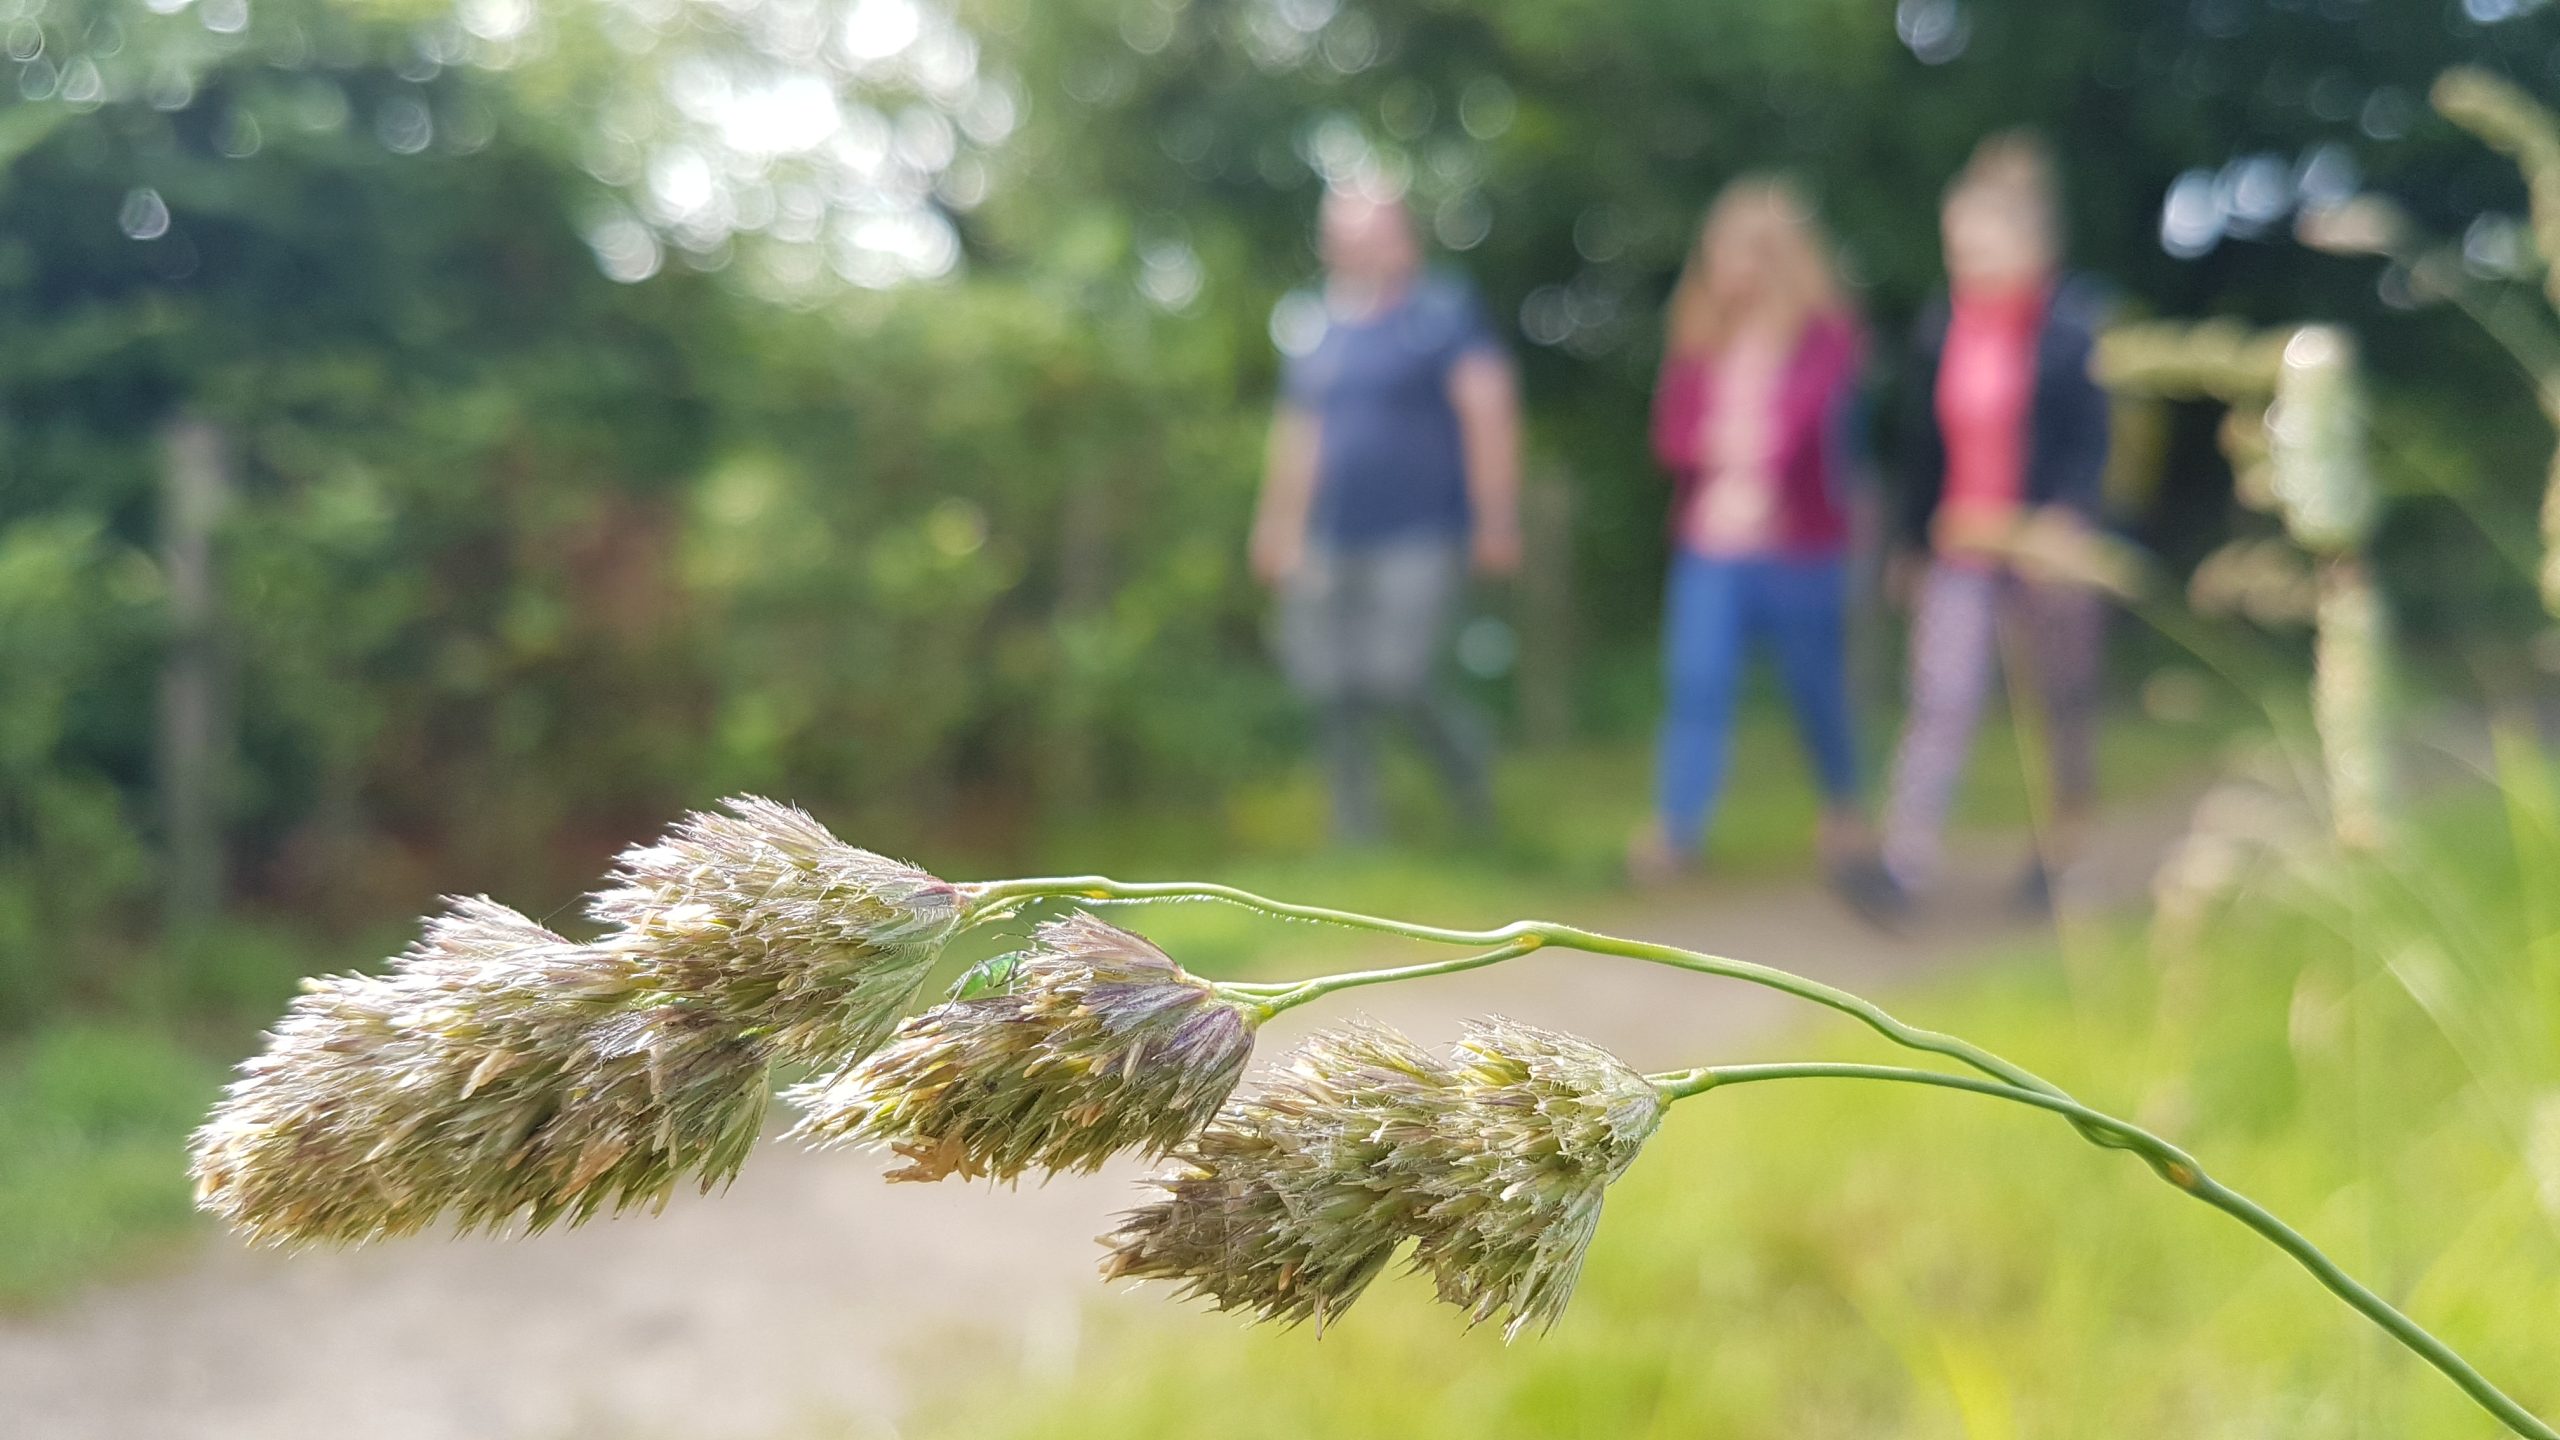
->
xmin=1275 ymin=537 xmax=1467 ymax=704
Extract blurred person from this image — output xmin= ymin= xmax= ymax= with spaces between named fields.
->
xmin=1878 ymin=132 xmax=2115 ymax=913
xmin=1626 ymin=177 xmax=1893 ymax=910
xmin=1250 ymin=186 xmax=1522 ymax=844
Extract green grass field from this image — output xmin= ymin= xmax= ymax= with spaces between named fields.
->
xmin=0 ymin=1025 xmax=228 ymax=1304
xmin=1038 ymin=699 xmax=2228 ymax=984
xmin=914 ymin=785 xmax=2560 ymax=1438
xmin=0 ymin=697 xmax=2225 ymax=1310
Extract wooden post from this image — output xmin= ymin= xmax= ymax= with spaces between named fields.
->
xmin=1514 ymin=461 xmax=1577 ymax=748
xmin=158 ymin=413 xmax=232 ymax=927
xmin=1043 ymin=476 xmax=1112 ymax=814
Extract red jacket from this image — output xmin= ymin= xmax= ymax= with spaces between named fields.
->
xmin=1650 ymin=311 xmax=1868 ymax=557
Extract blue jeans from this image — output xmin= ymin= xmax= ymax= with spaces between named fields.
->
xmin=1654 ymin=551 xmax=1861 ymax=854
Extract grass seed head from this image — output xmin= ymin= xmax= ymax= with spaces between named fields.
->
xmin=2268 ymin=326 xmax=2376 ymax=555
xmin=1102 ymin=1017 xmax=1660 ymax=1338
xmin=788 ymin=912 xmax=1256 ymax=1182
xmin=1100 ymin=1020 xmax=1454 ymax=1329
xmin=2312 ymin=561 xmax=2393 ymax=851
xmin=589 ymin=795 xmax=961 ymax=1066
xmin=1409 ymin=1017 xmax=1665 ymax=1339
xmin=189 ymin=898 xmax=772 ymax=1248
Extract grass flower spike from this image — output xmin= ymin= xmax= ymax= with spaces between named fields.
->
xmin=1412 ymin=1018 xmax=1665 ymax=1338
xmin=1104 ymin=1017 xmax=1661 ymax=1339
xmin=590 ymin=795 xmax=962 ymax=1066
xmin=190 ymin=898 xmax=771 ymax=1247
xmin=2313 ymin=560 xmax=2392 ymax=851
xmin=1102 ymin=1020 xmax=1457 ymax=1328
xmin=789 ymin=913 xmax=1258 ymax=1181
xmin=2267 ymin=326 xmax=2376 ymax=556
xmin=186 ymin=819 xmax=2559 ymax=1440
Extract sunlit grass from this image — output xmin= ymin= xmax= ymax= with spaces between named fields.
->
xmin=1027 ymin=698 xmax=2231 ymax=982
xmin=0 ymin=698 xmax=2228 ymax=1309
xmin=911 ymin=789 xmax=2560 ymax=1438
xmin=0 ymin=1025 xmax=225 ymax=1308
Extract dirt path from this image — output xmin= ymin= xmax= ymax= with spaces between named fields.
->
xmin=0 ymin=805 xmax=2188 ymax=1440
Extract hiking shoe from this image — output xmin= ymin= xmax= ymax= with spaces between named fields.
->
xmin=2012 ymin=857 xmax=2056 ymax=918
xmin=1625 ymin=822 xmax=1694 ymax=890
xmin=1828 ymin=855 xmax=1912 ymax=932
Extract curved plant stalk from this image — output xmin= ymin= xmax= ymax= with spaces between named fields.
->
xmin=960 ymin=876 xmax=2078 ymax=1105
xmin=1218 ymin=938 xmax=1546 ymax=1017
xmin=1653 ymin=1062 xmax=2559 ymax=1440
xmin=961 ymin=877 xmax=2557 ymax=1440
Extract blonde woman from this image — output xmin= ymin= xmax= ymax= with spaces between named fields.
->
xmin=1629 ymin=178 xmax=1885 ymax=903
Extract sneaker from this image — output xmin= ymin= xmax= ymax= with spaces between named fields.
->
xmin=1828 ymin=855 xmax=1912 ymax=932
xmin=2012 ymin=856 xmax=2056 ymax=918
xmin=1625 ymin=822 xmax=1692 ymax=890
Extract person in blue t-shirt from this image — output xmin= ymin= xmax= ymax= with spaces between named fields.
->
xmin=1249 ymin=186 xmax=1523 ymax=844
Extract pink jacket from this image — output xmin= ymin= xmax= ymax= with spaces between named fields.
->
xmin=1650 ymin=311 xmax=1868 ymax=557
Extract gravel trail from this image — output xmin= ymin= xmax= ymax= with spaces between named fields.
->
xmin=0 ymin=806 xmax=2184 ymax=1440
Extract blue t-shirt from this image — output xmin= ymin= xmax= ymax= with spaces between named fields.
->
xmin=1281 ymin=273 xmax=1503 ymax=546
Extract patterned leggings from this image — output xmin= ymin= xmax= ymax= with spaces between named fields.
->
xmin=1881 ymin=560 xmax=2105 ymax=890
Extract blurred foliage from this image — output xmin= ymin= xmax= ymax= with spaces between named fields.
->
xmin=0 ymin=514 xmax=158 ymax=1013
xmin=0 ymin=1022 xmax=225 ymax=1305
xmin=1 ymin=0 xmax=2557 ymax=1024
xmin=920 ymin=780 xmax=2560 ymax=1438
xmin=0 ymin=708 xmax=2234 ymax=1305
xmin=969 ymin=0 xmax=2560 ymax=625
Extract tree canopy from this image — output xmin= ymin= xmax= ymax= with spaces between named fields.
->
xmin=3 ymin=0 xmax=2555 ymax=1015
